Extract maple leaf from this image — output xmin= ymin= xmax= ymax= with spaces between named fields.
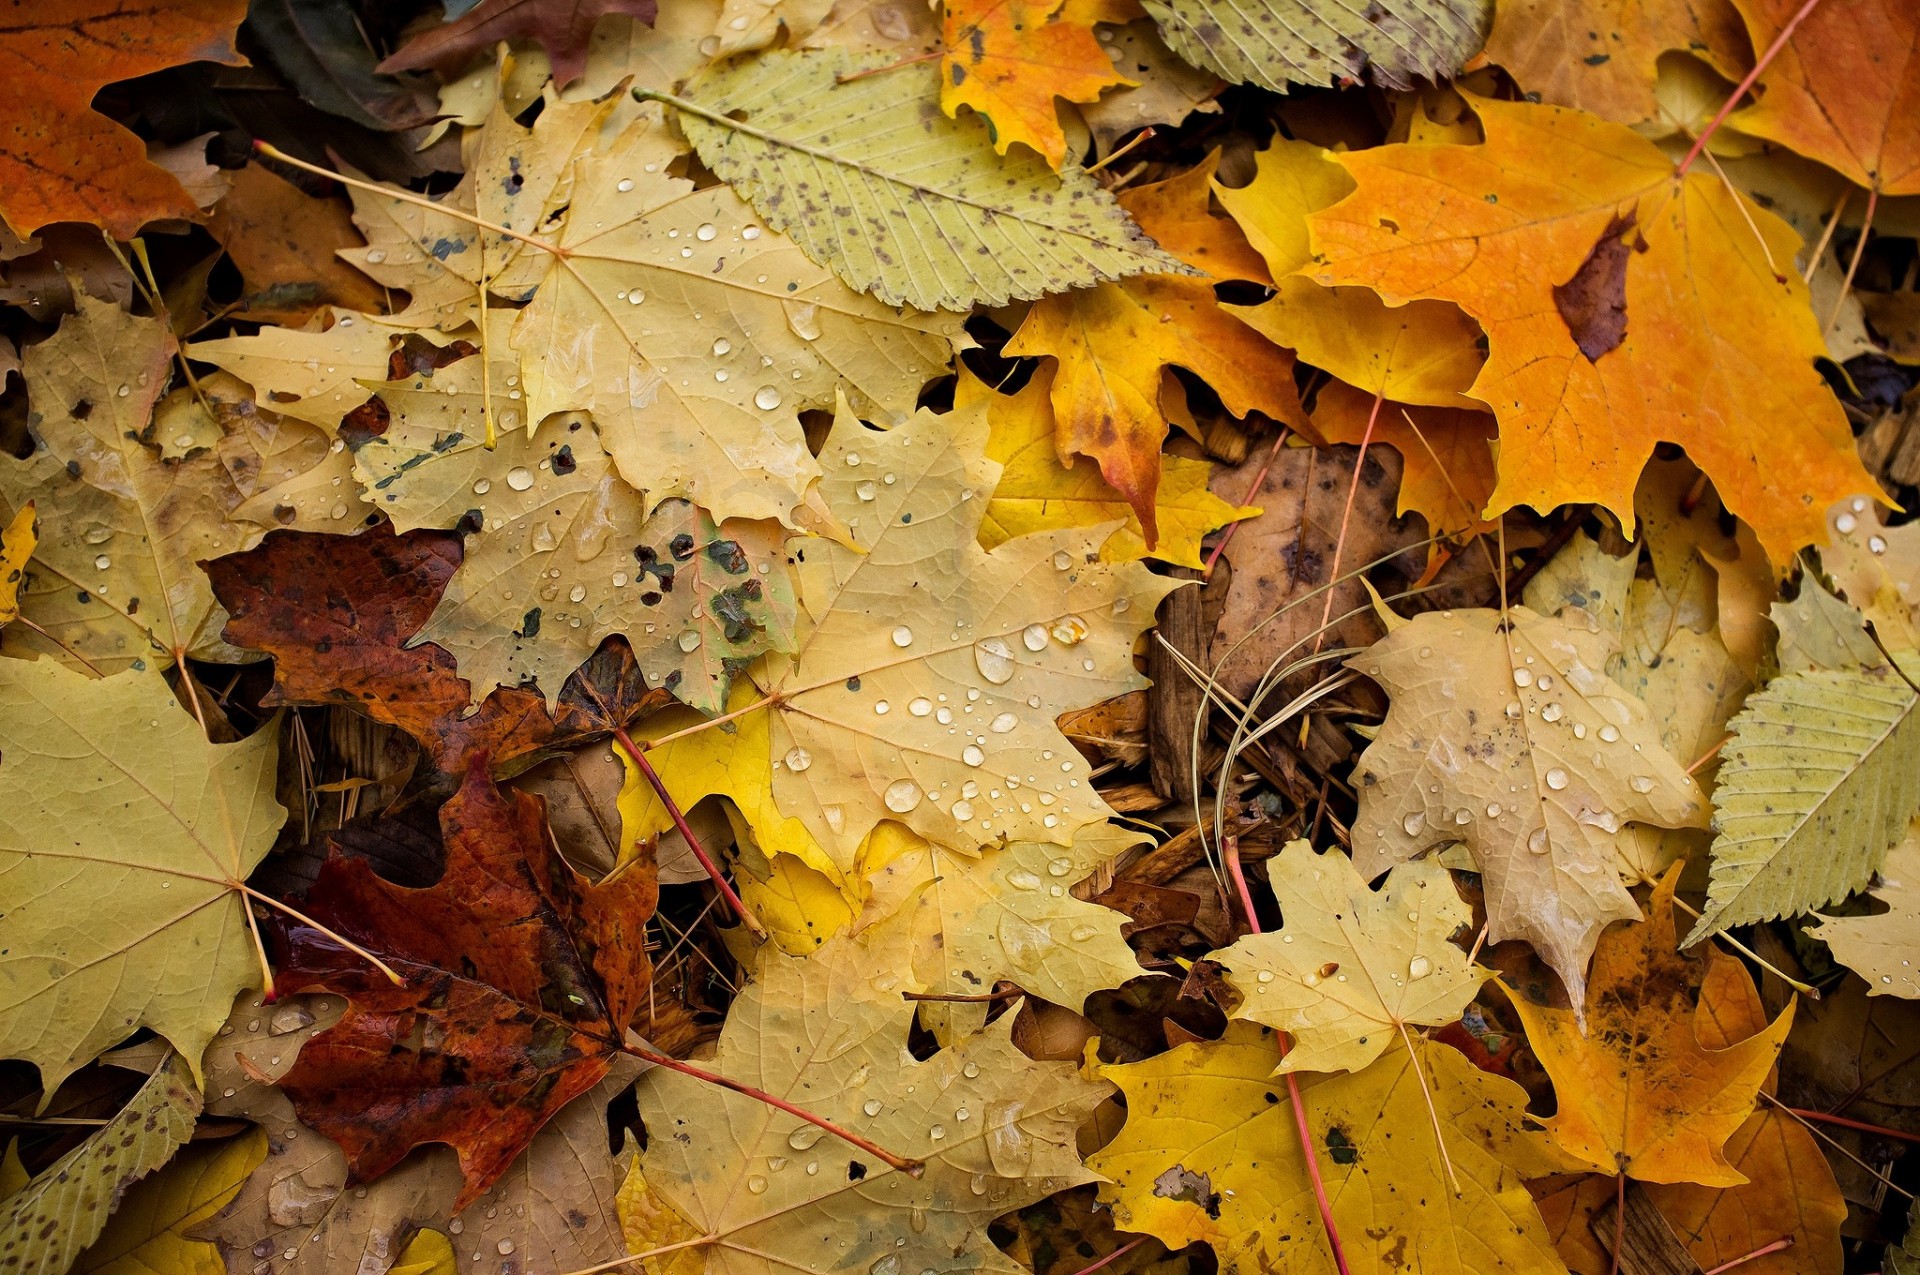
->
xmin=1482 ymin=0 xmax=1752 ymax=124
xmin=625 ymin=936 xmax=1110 ymax=1275
xmin=1306 ymin=95 xmax=1878 ymax=564
xmin=0 ymin=659 xmax=284 ymax=1096
xmin=0 ymin=1051 xmax=201 ymax=1275
xmin=0 ymin=502 xmax=33 ymax=627
xmin=1808 ymin=820 xmax=1920 ymax=999
xmin=1506 ymin=866 xmax=1795 ymax=1186
xmin=1210 ymin=841 xmax=1488 ymax=1074
xmin=1091 ymin=1025 xmax=1569 ymax=1275
xmin=1819 ymin=494 xmax=1920 ymax=650
xmin=0 ymin=0 xmax=247 ymax=238
xmin=959 ymin=366 xmax=1259 ymax=570
xmin=1348 ymin=604 xmax=1709 ymax=1008
xmin=275 ymin=762 xmax=655 ymax=1210
xmin=202 ymin=994 xmax=638 ymax=1274
xmin=1004 ymin=154 xmax=1304 ymax=542
xmin=1729 ymin=0 xmax=1919 ymax=196
xmin=205 ymin=164 xmax=389 ymax=327
xmin=721 ymin=396 xmax=1178 ymax=874
xmin=857 ymin=821 xmax=1148 ymax=1042
xmin=188 ymin=310 xmax=401 ymax=433
xmin=941 ymin=0 xmax=1134 ymax=168
xmin=1214 ymin=136 xmax=1486 ymax=409
xmin=657 ymin=49 xmax=1184 ymax=311
xmin=1309 ymin=382 xmax=1498 ymax=541
xmin=379 ymin=0 xmax=660 ymax=89
xmin=0 ymin=294 xmax=263 ymax=672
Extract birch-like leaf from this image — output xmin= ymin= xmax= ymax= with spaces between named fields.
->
xmin=1141 ymin=0 xmax=1490 ymax=96
xmin=626 ymin=937 xmax=1109 ymax=1275
xmin=656 ymin=49 xmax=1183 ymax=310
xmin=0 ymin=660 xmax=283 ymax=1095
xmin=1349 ymin=605 xmax=1708 ymax=1009
xmin=1687 ymin=587 xmax=1920 ymax=944
xmin=0 ymin=1053 xmax=200 ymax=1275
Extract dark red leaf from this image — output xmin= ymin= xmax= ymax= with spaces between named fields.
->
xmin=275 ymin=762 xmax=658 ymax=1208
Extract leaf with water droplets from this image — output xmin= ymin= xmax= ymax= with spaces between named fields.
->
xmin=692 ymin=392 xmax=1178 ymax=878
xmin=1209 ymin=840 xmax=1487 ymax=1074
xmin=623 ymin=934 xmax=1110 ymax=1275
xmin=1808 ymin=821 xmax=1920 ymax=998
xmin=1348 ymin=604 xmax=1708 ymax=1010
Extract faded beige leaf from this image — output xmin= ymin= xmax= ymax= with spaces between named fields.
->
xmin=1809 ymin=822 xmax=1920 ymax=998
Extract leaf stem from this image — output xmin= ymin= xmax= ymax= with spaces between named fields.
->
xmin=624 ymin=1039 xmax=925 ymax=1175
xmin=237 ymin=883 xmax=405 ymax=985
xmin=902 ymin=986 xmax=1024 ymax=1002
xmin=612 ymin=726 xmax=766 ymax=939
xmin=555 ymin=1233 xmax=719 ymax=1275
xmin=1783 ymin=1106 xmax=1920 ymax=1145
xmin=1702 ymin=1238 xmax=1792 ymax=1275
xmin=1222 ymin=837 xmax=1352 ymax=1275
xmin=1676 ymin=0 xmax=1827 ymax=178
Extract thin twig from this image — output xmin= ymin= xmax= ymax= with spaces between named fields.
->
xmin=1828 ymin=187 xmax=1879 ymax=333
xmin=238 ymin=884 xmax=405 ymax=986
xmin=1702 ymin=1239 xmax=1792 ymax=1275
xmin=1759 ymin=1092 xmax=1913 ymax=1198
xmin=1677 ymin=0 xmax=1828 ymax=177
xmin=1784 ymin=1107 xmax=1920 ymax=1145
xmin=612 ymin=727 xmax=766 ymax=939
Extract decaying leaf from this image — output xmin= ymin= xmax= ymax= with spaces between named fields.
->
xmin=1138 ymin=0 xmax=1490 ymax=95
xmin=1506 ymin=866 xmax=1795 ymax=1186
xmin=1210 ymin=841 xmax=1487 ymax=1074
xmin=1349 ymin=604 xmax=1708 ymax=1008
xmin=0 ymin=659 xmax=283 ymax=1096
xmin=68 ymin=1127 xmax=267 ymax=1275
xmin=380 ymin=0 xmax=662 ymax=88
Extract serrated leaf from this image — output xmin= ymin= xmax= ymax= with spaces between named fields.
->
xmin=658 ymin=48 xmax=1183 ymax=310
xmin=0 ymin=660 xmax=283 ymax=1095
xmin=1690 ymin=647 xmax=1920 ymax=943
xmin=627 ymin=936 xmax=1110 ymax=1275
xmin=0 ymin=1055 xmax=200 ymax=1275
xmin=1140 ymin=0 xmax=1490 ymax=95
xmin=70 ymin=1126 xmax=266 ymax=1275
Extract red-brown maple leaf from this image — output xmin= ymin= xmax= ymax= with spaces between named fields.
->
xmin=378 ymin=0 xmax=658 ymax=89
xmin=274 ymin=762 xmax=658 ymax=1208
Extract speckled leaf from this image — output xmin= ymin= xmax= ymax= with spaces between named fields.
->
xmin=0 ymin=1053 xmax=200 ymax=1275
xmin=656 ymin=48 xmax=1183 ymax=310
xmin=1141 ymin=0 xmax=1490 ymax=95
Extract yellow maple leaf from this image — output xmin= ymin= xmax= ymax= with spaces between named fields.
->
xmin=941 ymin=0 xmax=1135 ymax=167
xmin=0 ymin=502 xmax=34 ymax=627
xmin=1309 ymin=381 xmax=1497 ymax=540
xmin=1004 ymin=153 xmax=1303 ymax=546
xmin=1307 ymin=96 xmax=1877 ymax=564
xmin=961 ymin=366 xmax=1258 ymax=567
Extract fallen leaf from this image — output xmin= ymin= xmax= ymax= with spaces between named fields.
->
xmin=380 ymin=0 xmax=661 ymax=88
xmin=1309 ymin=383 xmax=1498 ymax=541
xmin=1349 ymin=604 xmax=1709 ymax=1008
xmin=1004 ymin=154 xmax=1303 ymax=541
xmin=246 ymin=0 xmax=442 ymax=132
xmin=275 ymin=763 xmax=657 ymax=1208
xmin=941 ymin=0 xmax=1133 ymax=167
xmin=667 ymin=49 xmax=1183 ymax=310
xmin=962 ymin=366 xmax=1258 ymax=569
xmin=1137 ymin=0 xmax=1490 ymax=95
xmin=1091 ymin=1024 xmax=1568 ymax=1274
xmin=70 ymin=1128 xmax=267 ymax=1275
xmin=1079 ymin=20 xmax=1222 ymax=155
xmin=1506 ymin=866 xmax=1795 ymax=1185
xmin=0 ymin=503 xmax=34 ymax=627
xmin=0 ymin=0 xmax=247 ymax=237
xmin=1482 ymin=0 xmax=1751 ymax=124
xmin=0 ymin=659 xmax=283 ymax=1095
xmin=626 ymin=936 xmax=1110 ymax=1274
xmin=1210 ymin=840 xmax=1487 ymax=1074
xmin=206 ymin=164 xmax=390 ymax=326
xmin=1808 ymin=820 xmax=1920 ymax=998
xmin=1729 ymin=0 xmax=1919 ymax=196
xmin=0 ymin=1053 xmax=200 ymax=1275
xmin=1307 ymin=96 xmax=1877 ymax=564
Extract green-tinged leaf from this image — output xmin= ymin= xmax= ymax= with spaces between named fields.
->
xmin=652 ymin=49 xmax=1183 ymax=311
xmin=1688 ymin=655 xmax=1920 ymax=944
xmin=0 ymin=1053 xmax=200 ymax=1275
xmin=1141 ymin=0 xmax=1490 ymax=95
xmin=0 ymin=660 xmax=285 ymax=1094
xmin=72 ymin=1127 xmax=267 ymax=1275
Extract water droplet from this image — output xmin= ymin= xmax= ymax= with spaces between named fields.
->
xmin=1836 ymin=512 xmax=1858 ymax=534
xmin=1541 ymin=702 xmax=1564 ymax=722
xmin=783 ymin=747 xmax=812 ymax=772
xmin=1006 ymin=869 xmax=1040 ymax=890
xmin=712 ymin=338 xmax=732 ymax=357
xmin=83 ymin=526 xmax=112 ymax=545
xmin=928 ymin=1124 xmax=946 ymax=1140
xmin=755 ymin=386 xmax=783 ymax=411
xmin=1402 ymin=811 xmax=1426 ymax=836
xmin=1629 ymin=774 xmax=1655 ymax=793
xmin=93 ymin=553 xmax=111 ymax=570
xmin=990 ymin=712 xmax=1018 ymax=733
xmin=1255 ymin=969 xmax=1275 ymax=984
xmin=617 ymin=177 xmax=635 ymax=192
xmin=473 ymin=477 xmax=492 ymax=495
xmin=1052 ymin=550 xmax=1073 ymax=571
xmin=1573 ymin=722 xmax=1588 ymax=739
xmin=1021 ymin=623 xmax=1049 ymax=652
xmin=952 ymin=800 xmax=975 ymax=820
xmin=746 ymin=1175 xmax=769 ymax=1194
xmin=1598 ymin=724 xmax=1620 ymax=743
xmin=1513 ymin=668 xmax=1533 ymax=688
xmin=628 ymin=290 xmax=645 ymax=305
xmin=1052 ymin=616 xmax=1088 ymax=645
xmin=696 ymin=223 xmax=718 ymax=241
xmin=962 ymin=744 xmax=985 ymax=767
xmin=863 ymin=1099 xmax=883 ymax=1116
xmin=1505 ymin=701 xmax=1523 ymax=719
xmin=789 ymin=1125 xmax=824 ymax=1150
xmin=498 ymin=1240 xmax=516 ymax=1256
xmin=1871 ymin=534 xmax=1888 ymax=554
xmin=1486 ymin=802 xmax=1502 ymax=817
xmin=677 ymin=630 xmax=702 ymax=653
xmin=884 ymin=779 xmax=921 ymax=812
xmin=365 ymin=249 xmax=387 ymax=263
xmin=329 ymin=502 xmax=348 ymax=520
xmin=1408 ymin=956 xmax=1432 ymax=980
xmin=1453 ymin=809 xmax=1473 ymax=825
xmin=568 ymin=584 xmax=587 ymax=604
xmin=506 ymin=466 xmax=535 ymax=491
xmin=974 ymin=637 xmax=1016 ymax=684
xmin=892 ymin=624 xmax=913 ymax=647
xmin=1545 ymin=767 xmax=1569 ymax=790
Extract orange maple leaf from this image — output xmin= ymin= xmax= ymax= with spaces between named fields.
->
xmin=942 ymin=0 xmax=1136 ymax=167
xmin=1506 ymin=865 xmax=1796 ymax=1187
xmin=1310 ymin=382 xmax=1497 ymax=541
xmin=1004 ymin=153 xmax=1303 ymax=546
xmin=1730 ymin=0 xmax=1919 ymax=196
xmin=0 ymin=0 xmax=248 ymax=239
xmin=1307 ymin=96 xmax=1878 ymax=565
xmin=1483 ymin=0 xmax=1753 ymax=124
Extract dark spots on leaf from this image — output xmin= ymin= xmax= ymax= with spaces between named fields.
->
xmin=1553 ymin=210 xmax=1637 ymax=362
xmin=1584 ymin=53 xmax=1610 ymax=64
xmin=706 ymin=539 xmax=749 ymax=574
xmin=848 ymin=1160 xmax=868 ymax=1181
xmin=669 ymin=533 xmax=696 ymax=561
xmin=551 ymin=445 xmax=576 ymax=476
xmin=951 ymin=63 xmax=967 ymax=85
xmin=518 ymin=607 xmax=542 ymax=639
xmin=71 ymin=398 xmax=92 ymax=420
xmin=1325 ymin=1126 xmax=1358 ymax=1165
xmin=846 ymin=676 xmax=861 ymax=691
xmin=1152 ymin=1165 xmax=1221 ymax=1218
